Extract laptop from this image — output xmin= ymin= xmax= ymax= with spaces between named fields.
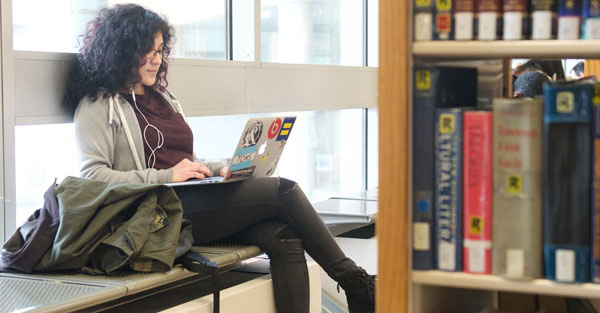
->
xmin=166 ymin=116 xmax=296 ymax=187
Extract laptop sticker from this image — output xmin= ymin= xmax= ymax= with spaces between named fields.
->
xmin=242 ymin=121 xmax=263 ymax=147
xmin=230 ymin=166 xmax=255 ymax=179
xmin=276 ymin=117 xmax=296 ymax=141
xmin=259 ymin=141 xmax=271 ymax=161
xmin=260 ymin=152 xmax=271 ymax=161
xmin=268 ymin=118 xmax=282 ymax=139
xmin=231 ymin=146 xmax=257 ymax=171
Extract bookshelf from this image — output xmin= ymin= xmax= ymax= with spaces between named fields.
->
xmin=413 ymin=271 xmax=600 ymax=299
xmin=377 ymin=4 xmax=600 ymax=313
xmin=406 ymin=46 xmax=600 ymax=311
xmin=413 ymin=40 xmax=600 ymax=59
xmin=377 ymin=0 xmax=409 ymax=312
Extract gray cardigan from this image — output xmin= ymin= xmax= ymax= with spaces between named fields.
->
xmin=74 ymin=88 xmax=224 ymax=184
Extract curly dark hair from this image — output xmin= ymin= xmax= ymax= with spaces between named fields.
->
xmin=63 ymin=3 xmax=174 ymax=111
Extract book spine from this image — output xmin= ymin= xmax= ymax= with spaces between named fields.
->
xmin=435 ymin=108 xmax=463 ymax=272
xmin=415 ymin=0 xmax=435 ymax=41
xmin=463 ymin=111 xmax=493 ymax=274
xmin=558 ymin=0 xmax=582 ymax=39
xmin=582 ymin=0 xmax=600 ymax=39
xmin=475 ymin=0 xmax=502 ymax=40
xmin=531 ymin=0 xmax=558 ymax=39
xmin=435 ymin=0 xmax=454 ymax=40
xmin=492 ymin=98 xmax=544 ymax=279
xmin=593 ymin=84 xmax=600 ymax=283
xmin=412 ymin=67 xmax=439 ymax=270
xmin=454 ymin=0 xmax=475 ymax=39
xmin=542 ymin=83 xmax=593 ymax=283
xmin=503 ymin=0 xmax=530 ymax=40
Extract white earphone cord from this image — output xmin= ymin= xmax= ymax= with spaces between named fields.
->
xmin=131 ymin=88 xmax=165 ymax=169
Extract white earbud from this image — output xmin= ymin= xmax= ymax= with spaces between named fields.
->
xmin=131 ymin=87 xmax=164 ymax=169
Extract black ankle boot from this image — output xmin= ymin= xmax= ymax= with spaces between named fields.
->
xmin=337 ymin=267 xmax=376 ymax=313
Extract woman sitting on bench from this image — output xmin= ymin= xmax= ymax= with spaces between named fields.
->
xmin=63 ymin=4 xmax=375 ymax=313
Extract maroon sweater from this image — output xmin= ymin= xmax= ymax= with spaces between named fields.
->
xmin=121 ymin=88 xmax=193 ymax=170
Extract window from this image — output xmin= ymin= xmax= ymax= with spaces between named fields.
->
xmin=366 ymin=107 xmax=378 ymax=189
xmin=13 ymin=0 xmax=227 ymax=59
xmin=15 ymin=109 xmax=373 ymax=226
xmin=9 ymin=0 xmax=378 ymax=236
xmin=232 ymin=0 xmax=255 ymax=61
xmin=15 ymin=124 xmax=78 ymax=226
xmin=261 ymin=0 xmax=364 ymax=65
xmin=367 ymin=0 xmax=379 ymax=67
xmin=188 ymin=109 xmax=367 ymax=202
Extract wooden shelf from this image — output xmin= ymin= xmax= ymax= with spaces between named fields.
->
xmin=413 ymin=40 xmax=600 ymax=59
xmin=412 ymin=270 xmax=600 ymax=299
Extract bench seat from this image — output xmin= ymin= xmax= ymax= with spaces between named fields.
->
xmin=0 ymin=243 xmax=263 ymax=313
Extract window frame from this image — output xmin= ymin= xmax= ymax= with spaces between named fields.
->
xmin=1 ymin=0 xmax=378 ymax=240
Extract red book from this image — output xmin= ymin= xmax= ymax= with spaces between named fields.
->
xmin=463 ymin=111 xmax=493 ymax=274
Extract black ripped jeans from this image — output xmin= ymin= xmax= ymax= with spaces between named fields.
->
xmin=173 ymin=177 xmax=356 ymax=313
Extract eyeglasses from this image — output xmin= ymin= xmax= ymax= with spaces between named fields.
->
xmin=145 ymin=48 xmax=168 ymax=60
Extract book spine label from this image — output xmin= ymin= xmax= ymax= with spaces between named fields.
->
xmin=475 ymin=0 xmax=502 ymax=39
xmin=531 ymin=0 xmax=558 ymax=39
xmin=463 ymin=112 xmax=493 ymax=274
xmin=415 ymin=0 xmax=435 ymax=40
xmin=435 ymin=108 xmax=463 ymax=272
xmin=582 ymin=0 xmax=600 ymax=39
xmin=435 ymin=0 xmax=454 ymax=40
xmin=412 ymin=67 xmax=438 ymax=270
xmin=454 ymin=0 xmax=475 ymax=39
xmin=503 ymin=0 xmax=530 ymax=39
xmin=492 ymin=98 xmax=544 ymax=279
xmin=558 ymin=0 xmax=582 ymax=39
xmin=542 ymin=83 xmax=593 ymax=282
xmin=591 ymin=84 xmax=600 ymax=282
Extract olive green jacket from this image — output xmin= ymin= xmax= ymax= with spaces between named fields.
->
xmin=34 ymin=176 xmax=183 ymax=274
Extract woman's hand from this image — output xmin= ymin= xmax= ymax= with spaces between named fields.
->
xmin=172 ymin=159 xmax=213 ymax=182
xmin=219 ymin=167 xmax=229 ymax=177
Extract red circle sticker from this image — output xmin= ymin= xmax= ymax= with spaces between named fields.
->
xmin=268 ymin=118 xmax=282 ymax=139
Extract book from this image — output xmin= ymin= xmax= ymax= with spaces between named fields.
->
xmin=543 ymin=80 xmax=594 ymax=283
xmin=454 ymin=0 xmax=475 ymax=39
xmin=435 ymin=107 xmax=464 ymax=272
xmin=412 ymin=66 xmax=477 ymax=271
xmin=492 ymin=97 xmax=544 ymax=279
xmin=582 ymin=0 xmax=600 ymax=39
xmin=415 ymin=0 xmax=435 ymax=41
xmin=590 ymin=82 xmax=600 ymax=283
xmin=475 ymin=0 xmax=501 ymax=40
xmin=463 ymin=111 xmax=493 ymax=274
xmin=435 ymin=0 xmax=454 ymax=39
xmin=531 ymin=0 xmax=558 ymax=39
xmin=558 ymin=0 xmax=582 ymax=39
xmin=503 ymin=0 xmax=530 ymax=40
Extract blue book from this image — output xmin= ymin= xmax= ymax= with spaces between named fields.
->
xmin=557 ymin=0 xmax=582 ymax=39
xmin=435 ymin=107 xmax=464 ymax=272
xmin=591 ymin=83 xmax=600 ymax=283
xmin=582 ymin=0 xmax=600 ymax=39
xmin=412 ymin=66 xmax=476 ymax=271
xmin=434 ymin=0 xmax=453 ymax=40
xmin=543 ymin=80 xmax=594 ymax=283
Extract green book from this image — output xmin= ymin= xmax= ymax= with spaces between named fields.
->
xmin=492 ymin=97 xmax=543 ymax=279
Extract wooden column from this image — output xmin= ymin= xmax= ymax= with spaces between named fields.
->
xmin=585 ymin=59 xmax=600 ymax=77
xmin=377 ymin=0 xmax=409 ymax=312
